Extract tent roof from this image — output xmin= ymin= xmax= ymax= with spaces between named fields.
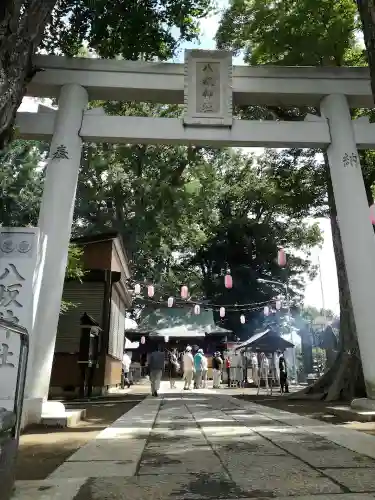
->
xmin=234 ymin=329 xmax=294 ymax=352
xmin=128 ymin=307 xmax=232 ymax=338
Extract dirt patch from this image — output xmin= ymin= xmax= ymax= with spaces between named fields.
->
xmin=234 ymin=394 xmax=375 ymax=437
xmin=16 ymin=394 xmax=145 ymax=481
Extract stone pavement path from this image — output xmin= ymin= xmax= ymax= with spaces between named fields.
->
xmin=13 ymin=382 xmax=375 ymax=499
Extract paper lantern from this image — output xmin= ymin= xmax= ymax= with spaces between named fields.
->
xmin=275 ymin=300 xmax=281 ymax=310
xmin=167 ymin=297 xmax=174 ymax=308
xmin=277 ymin=248 xmax=287 ymax=267
xmin=224 ymin=274 xmax=233 ymax=289
xmin=134 ymin=283 xmax=141 ymax=295
xmin=219 ymin=307 xmax=226 ymax=318
xmin=370 ymin=204 xmax=375 ymax=225
xmin=194 ymin=304 xmax=200 ymax=315
xmin=264 ymin=306 xmax=270 ymax=316
xmin=240 ymin=314 xmax=246 ymax=324
xmin=181 ymin=285 xmax=189 ymax=299
xmin=164 ymin=335 xmax=169 ymax=343
xmin=141 ymin=336 xmax=145 ymax=344
xmin=147 ymin=285 xmax=155 ymax=298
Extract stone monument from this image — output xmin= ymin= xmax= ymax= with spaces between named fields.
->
xmin=0 ymin=227 xmax=41 ymax=424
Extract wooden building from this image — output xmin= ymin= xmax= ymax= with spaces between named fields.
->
xmin=126 ymin=307 xmax=234 ymax=377
xmin=49 ymin=232 xmax=132 ymax=398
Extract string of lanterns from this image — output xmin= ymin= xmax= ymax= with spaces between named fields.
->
xmin=132 ymin=249 xmax=288 ymax=324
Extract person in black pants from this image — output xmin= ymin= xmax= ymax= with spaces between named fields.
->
xmin=279 ymin=354 xmax=289 ymax=394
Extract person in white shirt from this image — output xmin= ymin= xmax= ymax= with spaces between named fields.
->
xmin=260 ymin=352 xmax=270 ymax=393
xmin=251 ymin=352 xmax=258 ymax=385
xmin=121 ymin=351 xmax=131 ymax=389
xmin=183 ymin=345 xmax=194 ymax=390
xmin=201 ymin=352 xmax=208 ymax=388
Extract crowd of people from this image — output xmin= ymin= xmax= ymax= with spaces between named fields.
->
xmin=124 ymin=344 xmax=289 ymax=397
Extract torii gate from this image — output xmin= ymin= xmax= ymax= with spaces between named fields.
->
xmin=15 ymin=49 xmax=375 ymax=420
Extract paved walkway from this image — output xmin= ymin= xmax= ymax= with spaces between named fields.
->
xmin=13 ymin=382 xmax=375 ymax=499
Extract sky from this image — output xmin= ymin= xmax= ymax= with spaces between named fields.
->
xmin=19 ymin=0 xmax=340 ymax=314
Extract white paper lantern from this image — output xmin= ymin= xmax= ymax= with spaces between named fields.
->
xmin=164 ymin=335 xmax=169 ymax=343
xmin=134 ymin=283 xmax=141 ymax=295
xmin=181 ymin=285 xmax=189 ymax=299
xmin=194 ymin=304 xmax=201 ymax=315
xmin=264 ymin=306 xmax=270 ymax=316
xmin=167 ymin=297 xmax=174 ymax=308
xmin=240 ymin=314 xmax=245 ymax=324
xmin=275 ymin=300 xmax=281 ymax=310
xmin=147 ymin=285 xmax=155 ymax=298
xmin=219 ymin=307 xmax=226 ymax=318
xmin=141 ymin=336 xmax=145 ymax=344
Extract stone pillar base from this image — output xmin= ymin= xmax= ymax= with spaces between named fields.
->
xmin=351 ymin=398 xmax=375 ymax=411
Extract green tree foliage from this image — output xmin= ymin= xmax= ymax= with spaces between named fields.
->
xmin=41 ymin=0 xmax=212 ymax=60
xmin=0 ymin=140 xmax=47 ymax=226
xmin=0 ymin=0 xmax=213 ymax=149
xmin=186 ymin=149 xmax=322 ymax=336
xmin=216 ymin=0 xmax=370 ymax=399
xmin=0 ymin=140 xmax=84 ymax=312
xmin=356 ymin=0 xmax=375 ymax=103
xmin=216 ymin=0 xmax=358 ymax=66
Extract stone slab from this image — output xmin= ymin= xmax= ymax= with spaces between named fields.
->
xmin=66 ymin=439 xmax=147 ymax=462
xmin=73 ymin=473 xmax=249 ymax=500
xmin=322 ymin=467 xmax=375 ymax=493
xmin=13 ymin=478 xmax=87 ymax=500
xmin=276 ymin=438 xmax=375 ymax=468
xmin=212 ymin=434 xmax=287 ymax=456
xmin=352 ymin=398 xmax=375 ymax=411
xmin=329 ymin=405 xmax=375 ymax=422
xmin=41 ymin=409 xmax=86 ymax=428
xmin=138 ymin=449 xmax=225 ymax=475
xmin=49 ymin=460 xmax=138 ymax=479
xmin=229 ymin=455 xmax=342 ymax=497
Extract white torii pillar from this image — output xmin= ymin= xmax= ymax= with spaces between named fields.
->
xmin=26 ymin=84 xmax=88 ymax=418
xmin=321 ymin=93 xmax=375 ymax=404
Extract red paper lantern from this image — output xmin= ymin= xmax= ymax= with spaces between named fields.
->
xmin=219 ymin=307 xmax=226 ymax=318
xmin=147 ymin=285 xmax=155 ymax=298
xmin=224 ymin=274 xmax=233 ymax=289
xmin=277 ymin=248 xmax=287 ymax=267
xmin=370 ymin=204 xmax=375 ymax=225
xmin=181 ymin=285 xmax=189 ymax=299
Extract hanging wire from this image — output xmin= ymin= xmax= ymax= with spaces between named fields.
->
xmin=127 ymin=278 xmax=284 ymax=312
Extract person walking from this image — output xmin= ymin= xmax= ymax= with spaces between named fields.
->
xmin=168 ymin=348 xmax=180 ymax=389
xmin=201 ymin=351 xmax=208 ymax=388
xmin=147 ymin=344 xmax=165 ymax=397
xmin=121 ymin=351 xmax=131 ymax=389
xmin=225 ymin=356 xmax=231 ymax=387
xmin=183 ymin=345 xmax=194 ymax=390
xmin=194 ymin=349 xmax=204 ymax=388
xmin=279 ymin=353 xmax=289 ymax=394
xmin=260 ymin=352 xmax=270 ymax=394
xmin=212 ymin=352 xmax=223 ymax=388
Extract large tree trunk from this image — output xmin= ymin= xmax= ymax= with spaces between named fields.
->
xmin=289 ymin=157 xmax=366 ymax=401
xmin=0 ymin=0 xmax=57 ymax=149
xmin=356 ymin=0 xmax=375 ymax=104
